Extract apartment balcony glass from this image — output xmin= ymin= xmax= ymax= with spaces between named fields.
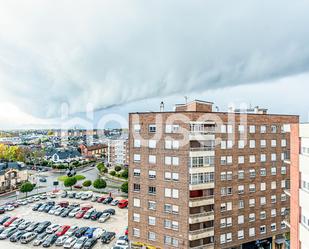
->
xmin=189 ymin=172 xmax=214 ymax=190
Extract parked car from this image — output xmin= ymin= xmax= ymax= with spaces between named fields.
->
xmin=55 ymin=225 xmax=70 ymax=237
xmin=0 ymin=226 xmax=5 ymax=234
xmin=103 ymin=208 xmax=116 ymax=215
xmin=90 ymin=211 xmax=103 ymax=221
xmin=33 ymin=232 xmax=49 ymax=246
xmin=10 ymin=218 xmax=25 ymax=227
xmin=26 ymin=222 xmax=40 ymax=232
xmin=55 ymin=235 xmax=70 ymax=246
xmin=42 ymin=234 xmax=58 ymax=247
xmin=101 ymin=231 xmax=116 ymax=244
xmin=3 ymin=216 xmax=18 ymax=227
xmin=93 ymin=228 xmax=105 ymax=239
xmin=110 ymin=199 xmax=119 ymax=206
xmin=18 ymin=220 xmax=32 ymax=230
xmin=80 ymin=204 xmax=93 ymax=211
xmin=103 ymin=196 xmax=113 ymax=204
xmin=32 ymin=203 xmax=43 ymax=211
xmin=0 ymin=226 xmax=18 ymax=239
xmin=48 ymin=205 xmax=60 ymax=215
xmin=64 ymin=237 xmax=77 ymax=248
xmin=34 ymin=221 xmax=51 ymax=234
xmin=5 ymin=205 xmax=14 ymax=211
xmin=75 ymin=210 xmax=87 ymax=219
xmin=49 ymin=193 xmax=57 ymax=199
xmin=46 ymin=224 xmax=60 ymax=234
xmin=44 ymin=205 xmax=53 ymax=213
xmin=39 ymin=194 xmax=47 ymax=200
xmin=84 ymin=238 xmax=97 ymax=249
xmin=114 ymin=237 xmax=129 ymax=247
xmin=68 ymin=192 xmax=76 ymax=198
xmin=38 ymin=204 xmax=47 ymax=212
xmin=98 ymin=213 xmax=110 ymax=223
xmin=20 ymin=232 xmax=38 ymax=244
xmin=68 ymin=208 xmax=80 ymax=218
xmin=39 ymin=178 xmax=47 ymax=182
xmin=118 ymin=200 xmax=128 ymax=209
xmin=81 ymin=192 xmax=93 ymax=200
xmin=61 ymin=208 xmax=73 ymax=217
xmin=55 ymin=207 xmax=65 ymax=216
xmin=74 ymin=185 xmax=82 ymax=189
xmin=75 ymin=227 xmax=88 ymax=238
xmin=75 ymin=192 xmax=83 ymax=199
xmin=58 ymin=201 xmax=69 ymax=208
xmin=61 ymin=191 xmax=68 ymax=198
xmin=73 ymin=236 xmax=88 ymax=249
xmin=91 ymin=196 xmax=99 ymax=202
xmin=83 ymin=208 xmax=95 ymax=219
xmin=84 ymin=227 xmax=96 ymax=238
xmin=0 ymin=207 xmax=5 ymax=214
xmin=66 ymin=226 xmax=79 ymax=237
xmin=9 ymin=230 xmax=27 ymax=242
xmin=96 ymin=196 xmax=106 ymax=203
xmin=0 ymin=216 xmax=10 ymax=225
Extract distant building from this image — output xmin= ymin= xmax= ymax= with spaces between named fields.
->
xmin=79 ymin=144 xmax=107 ymax=158
xmin=108 ymin=139 xmax=129 ymax=166
xmin=45 ymin=149 xmax=82 ymax=164
xmin=0 ymin=162 xmax=27 ymax=194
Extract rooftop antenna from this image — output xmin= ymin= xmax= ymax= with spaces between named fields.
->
xmin=184 ymin=96 xmax=188 ymax=104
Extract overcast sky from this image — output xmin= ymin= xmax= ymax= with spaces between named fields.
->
xmin=0 ymin=0 xmax=309 ymax=129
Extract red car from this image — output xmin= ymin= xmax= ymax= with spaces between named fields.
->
xmin=75 ymin=210 xmax=87 ymax=219
xmin=56 ymin=225 xmax=70 ymax=236
xmin=4 ymin=216 xmax=18 ymax=227
xmin=74 ymin=185 xmax=82 ymax=189
xmin=97 ymin=196 xmax=106 ymax=203
xmin=58 ymin=201 xmax=69 ymax=208
xmin=125 ymin=226 xmax=128 ymax=236
xmin=118 ymin=200 xmax=128 ymax=209
xmin=80 ymin=204 xmax=93 ymax=211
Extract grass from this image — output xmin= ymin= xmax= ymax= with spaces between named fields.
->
xmin=57 ymin=175 xmax=86 ymax=182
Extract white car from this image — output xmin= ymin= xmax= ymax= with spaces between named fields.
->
xmin=115 ymin=238 xmax=129 ymax=247
xmin=98 ymin=213 xmax=110 ymax=223
xmin=46 ymin=224 xmax=60 ymax=234
xmin=64 ymin=237 xmax=77 ymax=248
xmin=93 ymin=228 xmax=105 ymax=239
xmin=75 ymin=192 xmax=83 ymax=199
xmin=66 ymin=226 xmax=79 ymax=237
xmin=48 ymin=205 xmax=60 ymax=214
xmin=55 ymin=235 xmax=70 ymax=246
xmin=73 ymin=237 xmax=87 ymax=249
xmin=10 ymin=218 xmax=25 ymax=227
xmin=68 ymin=208 xmax=80 ymax=218
xmin=5 ymin=205 xmax=14 ymax=211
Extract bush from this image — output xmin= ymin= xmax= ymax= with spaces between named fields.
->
xmin=110 ymin=171 xmax=116 ymax=176
xmin=121 ymin=169 xmax=128 ymax=179
xmin=82 ymin=180 xmax=92 ymax=188
xmin=93 ymin=178 xmax=107 ymax=189
xmin=121 ymin=181 xmax=128 ymax=193
xmin=20 ymin=181 xmax=35 ymax=197
xmin=74 ymin=175 xmax=86 ymax=181
xmin=97 ymin=162 xmax=108 ymax=173
xmin=114 ymin=165 xmax=122 ymax=172
xmin=64 ymin=177 xmax=77 ymax=189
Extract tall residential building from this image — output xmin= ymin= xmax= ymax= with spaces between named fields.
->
xmin=128 ymin=100 xmax=298 ymax=249
xmin=289 ymin=123 xmax=309 ymax=249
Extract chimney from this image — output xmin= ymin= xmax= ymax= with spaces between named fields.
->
xmin=160 ymin=101 xmax=164 ymax=112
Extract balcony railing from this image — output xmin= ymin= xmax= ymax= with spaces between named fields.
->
xmin=189 ymin=227 xmax=214 ymax=235
xmin=190 ymin=147 xmax=215 ymax=151
xmin=190 ymin=195 xmax=214 ymax=201
xmin=190 ymin=210 xmax=214 ymax=219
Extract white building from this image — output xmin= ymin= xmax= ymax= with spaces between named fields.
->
xmin=107 ymin=139 xmax=128 ymax=166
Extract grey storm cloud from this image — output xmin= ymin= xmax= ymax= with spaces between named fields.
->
xmin=0 ymin=0 xmax=309 ymax=118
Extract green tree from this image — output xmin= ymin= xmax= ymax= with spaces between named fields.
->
xmin=20 ymin=181 xmax=35 ymax=197
xmin=83 ymin=180 xmax=92 ymax=188
xmin=97 ymin=162 xmax=108 ymax=173
xmin=121 ymin=169 xmax=129 ymax=179
xmin=64 ymin=177 xmax=77 ymax=190
xmin=114 ymin=165 xmax=122 ymax=172
xmin=93 ymin=178 xmax=106 ymax=190
xmin=121 ymin=181 xmax=128 ymax=193
xmin=110 ymin=170 xmax=116 ymax=176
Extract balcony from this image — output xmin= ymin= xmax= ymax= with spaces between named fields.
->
xmin=189 ymin=211 xmax=214 ymax=224
xmin=190 ymin=243 xmax=214 ymax=249
xmin=189 ymin=196 xmax=215 ymax=207
xmin=189 ymin=132 xmax=215 ymax=141
xmin=189 ymin=182 xmax=214 ymax=191
xmin=189 ymin=227 xmax=214 ymax=241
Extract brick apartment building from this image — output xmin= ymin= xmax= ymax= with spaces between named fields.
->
xmin=108 ymin=139 xmax=129 ymax=166
xmin=128 ymin=100 xmax=298 ymax=249
xmin=79 ymin=144 xmax=107 ymax=158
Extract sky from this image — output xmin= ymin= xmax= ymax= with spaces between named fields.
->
xmin=0 ymin=0 xmax=309 ymax=129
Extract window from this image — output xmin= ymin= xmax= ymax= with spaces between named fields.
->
xmin=165 ymin=156 xmax=179 ymax=166
xmin=133 ymin=169 xmax=141 ymax=177
xmin=260 ymin=168 xmax=266 ymax=176
xmin=260 ymin=125 xmax=267 ymax=133
xmin=165 ymin=188 xmax=171 ymax=198
xmin=271 ymin=195 xmax=276 ymax=203
xmin=172 ymin=173 xmax=179 ymax=181
xmin=238 ymin=156 xmax=244 ymax=164
xmin=172 ymin=221 xmax=179 ymax=230
xmin=148 ymin=186 xmax=156 ymax=195
xmin=227 ymin=171 xmax=233 ymax=180
xmin=260 ymin=225 xmax=266 ymax=234
xmin=148 ymin=140 xmax=156 ymax=148
xmin=249 ymin=213 xmax=255 ymax=222
xmin=271 ymin=209 xmax=277 ymax=217
xmin=165 ymin=140 xmax=179 ymax=149
xmin=238 ymin=230 xmax=244 ymax=240
xmin=249 ymin=140 xmax=256 ymax=148
xmin=227 ymin=140 xmax=233 ymax=149
xmin=221 ymin=125 xmax=227 ymax=133
xmin=133 ymin=198 xmax=140 ymax=207
xmin=133 ymin=228 xmax=140 ymax=237
xmin=249 ymin=228 xmax=255 ymax=237
xmin=149 ymin=155 xmax=156 ymax=164
xmin=238 ymin=215 xmax=244 ymax=224
xmin=134 ymin=139 xmax=141 ymax=148
xmin=249 ymin=155 xmax=256 ymax=163
xmin=260 ymin=154 xmax=266 ymax=162
xmin=271 ymin=125 xmax=277 ymax=133
xmin=271 ymin=140 xmax=277 ymax=147
xmin=249 ymin=184 xmax=256 ymax=192
xmin=271 ymin=167 xmax=277 ymax=175
xmin=260 ymin=211 xmax=266 ymax=220
xmin=165 ymin=124 xmax=179 ymax=133
xmin=148 ymin=231 xmax=156 ymax=241
xmin=238 ymin=185 xmax=244 ymax=194
xmin=260 ymin=197 xmax=266 ymax=205
xmin=271 ymin=223 xmax=277 ymax=231
xmin=149 ymin=170 xmax=156 ymax=179
xmin=190 ymin=172 xmax=214 ymax=185
xmin=281 ymin=180 xmax=286 ymax=188
xmin=133 ymin=213 xmax=140 ymax=222
xmin=149 ymin=124 xmax=156 ymax=133
xmin=172 ymin=189 xmax=179 ymax=198
xmin=133 ymin=184 xmax=140 ymax=192
xmin=227 ymin=125 xmax=233 ymax=133
xmin=221 ymin=172 xmax=226 ymax=181
xmin=148 ymin=216 xmax=156 ymax=225
xmin=249 ymin=198 xmax=255 ymax=207
xmin=281 ymin=207 xmax=286 ymax=216
xmin=220 ymin=234 xmax=226 ymax=244
xmin=133 ymin=124 xmax=141 ymax=133
xmin=260 ymin=139 xmax=266 ymax=148
xmin=271 ymin=181 xmax=277 ymax=190
xmin=239 ymin=200 xmax=244 ymax=209
xmin=238 ymin=125 xmax=245 ymax=133
xmin=271 ymin=153 xmax=277 ymax=161
xmin=226 ymin=233 xmax=232 ymax=242
xmin=281 ymin=194 xmax=287 ymax=201
xmin=281 ymin=166 xmax=287 ymax=175
xmin=134 ymin=154 xmax=141 ymax=162
xmin=148 ymin=201 xmax=156 ymax=210
xmin=221 ymin=141 xmax=226 ymax=149
xmin=281 ymin=139 xmax=287 ymax=147
xmin=165 ymin=172 xmax=172 ymax=180
xmin=238 ymin=170 xmax=244 ymax=180
xmin=220 ymin=218 xmax=226 ymax=228
xmin=260 ymin=182 xmax=266 ymax=191
xmin=238 ymin=140 xmax=245 ymax=149
xmin=227 ymin=217 xmax=232 ymax=226
xmin=221 ymin=156 xmax=233 ymax=165
xmin=249 ymin=169 xmax=256 ymax=178
xmin=281 ymin=221 xmax=287 ymax=229
xmin=249 ymin=125 xmax=255 ymax=133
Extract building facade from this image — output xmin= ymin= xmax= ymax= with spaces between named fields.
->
xmin=108 ymin=139 xmax=129 ymax=166
xmin=128 ymin=100 xmax=298 ymax=249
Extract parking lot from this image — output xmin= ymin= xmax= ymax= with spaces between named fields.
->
xmin=0 ymin=191 xmax=128 ymax=249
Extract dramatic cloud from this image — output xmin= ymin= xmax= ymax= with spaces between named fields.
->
xmin=0 ymin=0 xmax=309 ymax=118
